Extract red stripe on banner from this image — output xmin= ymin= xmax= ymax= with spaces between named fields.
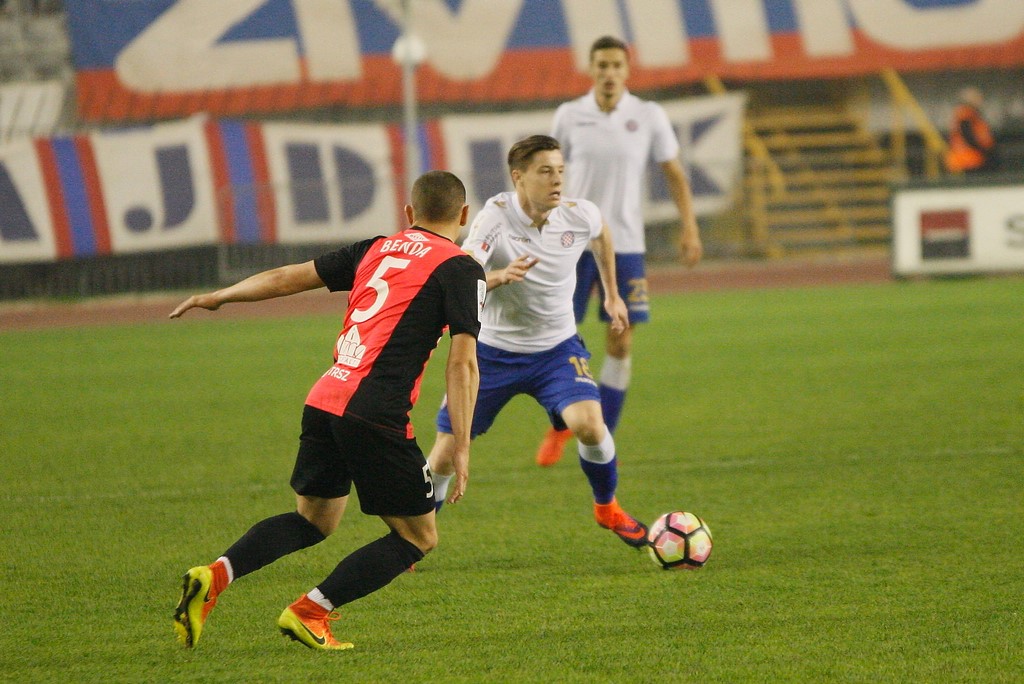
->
xmin=244 ymin=121 xmax=276 ymax=244
xmin=386 ymin=123 xmax=408 ymax=229
xmin=74 ymin=36 xmax=1024 ymax=123
xmin=33 ymin=139 xmax=72 ymax=259
xmin=73 ymin=135 xmax=111 ymax=255
xmin=203 ymin=119 xmax=236 ymax=244
xmin=424 ymin=120 xmax=447 ymax=171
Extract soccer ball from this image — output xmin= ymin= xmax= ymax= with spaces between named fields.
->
xmin=647 ymin=511 xmax=713 ymax=570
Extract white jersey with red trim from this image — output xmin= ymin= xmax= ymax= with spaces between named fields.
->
xmin=551 ymin=89 xmax=680 ymax=254
xmin=462 ymin=191 xmax=602 ymax=353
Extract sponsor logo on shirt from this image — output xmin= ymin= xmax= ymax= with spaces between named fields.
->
xmin=476 ymin=280 xmax=487 ymax=319
xmin=406 ymin=231 xmax=428 ymax=242
xmin=560 ymin=231 xmax=575 ymax=248
xmin=509 ymin=235 xmax=532 ymax=243
xmin=479 ymin=223 xmax=502 ymax=253
xmin=335 ymin=326 xmax=366 ymax=367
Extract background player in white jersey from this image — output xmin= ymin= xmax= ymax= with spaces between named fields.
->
xmin=535 ymin=35 xmax=703 ymax=466
xmin=428 ymin=135 xmax=649 ymax=547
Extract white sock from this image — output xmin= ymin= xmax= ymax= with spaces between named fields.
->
xmin=306 ymin=587 xmax=335 ymax=611
xmin=433 ymin=470 xmax=453 ymax=504
xmin=600 ymin=356 xmax=632 ymax=391
xmin=578 ymin=428 xmax=615 ymax=464
xmin=215 ymin=555 xmax=235 ymax=584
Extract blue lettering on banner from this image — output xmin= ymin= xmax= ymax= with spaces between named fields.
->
xmin=0 ymin=162 xmax=38 ymax=242
xmin=469 ymin=139 xmax=507 ymax=203
xmin=125 ymin=145 xmax=195 ymax=233
xmin=286 ymin=143 xmax=329 ymax=224
xmin=332 ymin=145 xmax=374 ymax=221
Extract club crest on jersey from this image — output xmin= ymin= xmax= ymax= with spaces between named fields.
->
xmin=335 ymin=326 xmax=366 ymax=367
xmin=626 ymin=119 xmax=639 ymax=132
xmin=561 ymin=231 xmax=575 ymax=248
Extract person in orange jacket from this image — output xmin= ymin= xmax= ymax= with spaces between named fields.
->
xmin=945 ymin=87 xmax=997 ymax=174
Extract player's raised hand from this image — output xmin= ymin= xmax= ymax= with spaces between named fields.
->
xmin=501 ymin=255 xmax=538 ymax=284
xmin=169 ymin=293 xmax=221 ymax=319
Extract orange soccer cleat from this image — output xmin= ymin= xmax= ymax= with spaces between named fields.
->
xmin=535 ymin=427 xmax=572 ymax=467
xmin=594 ymin=499 xmax=649 ymax=548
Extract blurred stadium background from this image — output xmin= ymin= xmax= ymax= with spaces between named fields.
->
xmin=1 ymin=0 xmax=1022 ymax=301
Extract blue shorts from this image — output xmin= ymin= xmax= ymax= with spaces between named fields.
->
xmin=436 ymin=336 xmax=600 ymax=438
xmin=573 ymin=252 xmax=650 ymax=324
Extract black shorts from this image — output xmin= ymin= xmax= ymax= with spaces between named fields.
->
xmin=291 ymin=405 xmax=435 ymax=517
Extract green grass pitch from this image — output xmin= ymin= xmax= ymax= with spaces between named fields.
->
xmin=1 ymin=276 xmax=1022 ymax=682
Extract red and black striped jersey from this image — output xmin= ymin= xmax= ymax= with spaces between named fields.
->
xmin=305 ymin=227 xmax=485 ymax=438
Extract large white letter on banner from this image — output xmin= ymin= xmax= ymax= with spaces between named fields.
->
xmin=849 ymin=0 xmax=1024 ymax=49
xmin=709 ymin=0 xmax=771 ymax=62
xmin=117 ymin=0 xmax=303 ymax=91
xmin=0 ymin=139 xmax=56 ymax=263
xmin=293 ymin=0 xmax=362 ymax=81
xmin=791 ymin=0 xmax=854 ymax=58
xmin=374 ymin=0 xmax=522 ymax=79
xmin=91 ymin=117 xmax=217 ymax=253
xmin=261 ymin=122 xmax=395 ymax=243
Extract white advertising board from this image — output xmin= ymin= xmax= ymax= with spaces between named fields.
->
xmin=892 ymin=181 xmax=1024 ymax=276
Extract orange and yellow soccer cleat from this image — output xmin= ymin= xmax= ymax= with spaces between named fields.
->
xmin=535 ymin=427 xmax=572 ymax=467
xmin=173 ymin=566 xmax=219 ymax=648
xmin=594 ymin=499 xmax=650 ymax=548
xmin=277 ymin=595 xmax=354 ymax=651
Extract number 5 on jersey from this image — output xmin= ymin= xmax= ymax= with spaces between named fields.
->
xmin=350 ymin=256 xmax=411 ymax=323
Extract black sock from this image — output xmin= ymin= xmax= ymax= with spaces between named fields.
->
xmin=317 ymin=531 xmax=424 ymax=608
xmin=223 ymin=511 xmax=326 ymax=580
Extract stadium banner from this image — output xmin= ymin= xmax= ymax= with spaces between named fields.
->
xmin=0 ymin=94 xmax=741 ymax=264
xmin=67 ymin=0 xmax=1024 ymax=122
xmin=892 ymin=179 xmax=1024 ymax=276
xmin=441 ymin=93 xmax=746 ymax=219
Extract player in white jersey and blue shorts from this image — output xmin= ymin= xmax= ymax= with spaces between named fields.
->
xmin=535 ymin=35 xmax=703 ymax=467
xmin=428 ymin=134 xmax=649 ymax=547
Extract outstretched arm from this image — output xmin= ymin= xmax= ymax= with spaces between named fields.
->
xmin=591 ymin=224 xmax=629 ymax=335
xmin=443 ymin=332 xmax=480 ymax=504
xmin=660 ymin=159 xmax=703 ymax=268
xmin=169 ymin=261 xmax=325 ymax=318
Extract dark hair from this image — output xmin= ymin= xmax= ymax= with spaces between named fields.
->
xmin=589 ymin=35 xmax=628 ymax=62
xmin=507 ymin=135 xmax=561 ymax=175
xmin=411 ymin=170 xmax=466 ymax=222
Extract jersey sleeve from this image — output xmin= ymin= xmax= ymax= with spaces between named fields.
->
xmin=460 ymin=206 xmax=500 ymax=268
xmin=551 ymin=103 xmax=571 ymax=160
xmin=579 ymin=199 xmax=605 ymax=241
xmin=435 ymin=254 xmax=485 ymax=338
xmin=650 ymin=103 xmax=681 ymax=164
xmin=313 ymin=237 xmax=381 ymax=292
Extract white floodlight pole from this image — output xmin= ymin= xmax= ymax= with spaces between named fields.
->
xmin=399 ymin=0 xmax=421 ymax=201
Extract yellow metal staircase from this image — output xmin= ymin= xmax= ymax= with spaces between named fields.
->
xmin=744 ymin=105 xmax=896 ymax=256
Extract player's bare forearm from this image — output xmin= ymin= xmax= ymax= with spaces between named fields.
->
xmin=169 ymin=261 xmax=324 ymax=318
xmin=444 ymin=333 xmax=479 ymax=504
xmin=660 ymin=159 xmax=703 ymax=267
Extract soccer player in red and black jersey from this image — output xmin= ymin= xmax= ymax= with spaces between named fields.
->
xmin=168 ymin=171 xmax=485 ymax=651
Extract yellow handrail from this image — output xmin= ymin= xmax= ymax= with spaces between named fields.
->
xmin=703 ymin=75 xmax=786 ymax=197
xmin=880 ymin=68 xmax=949 ymax=178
